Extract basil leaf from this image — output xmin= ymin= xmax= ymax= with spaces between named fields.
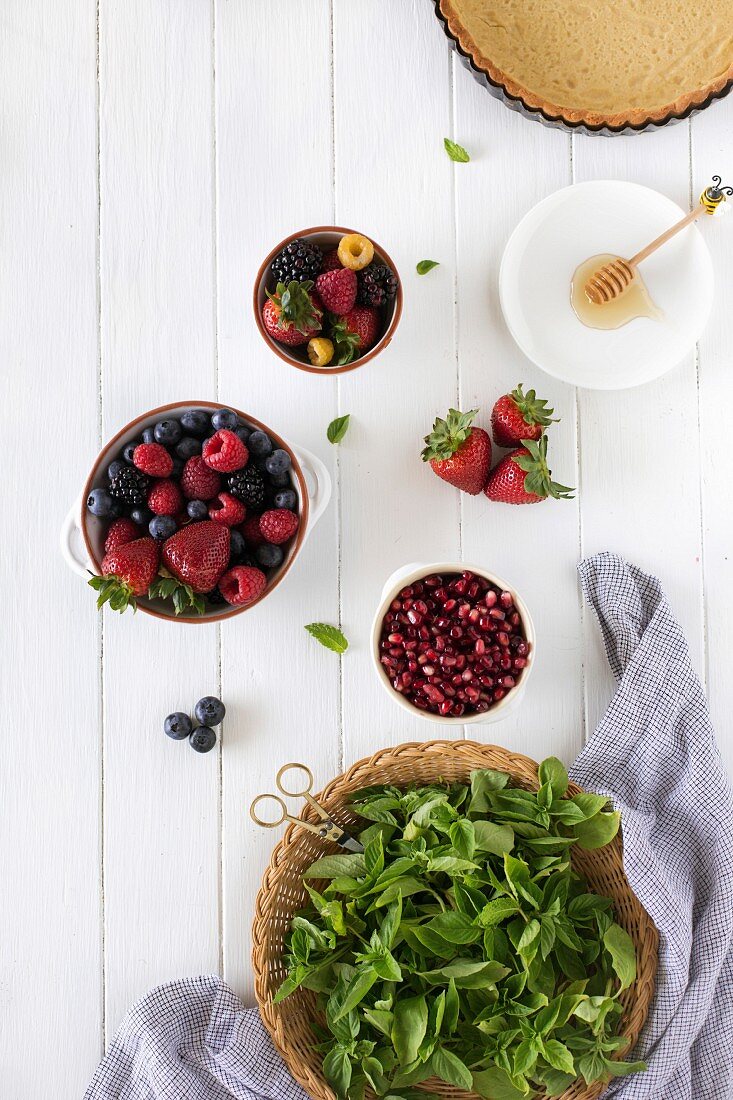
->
xmin=416 ymin=260 xmax=439 ymax=275
xmin=333 ymin=965 xmax=379 ymax=1020
xmin=538 ymin=757 xmax=569 ymax=797
xmin=429 ymin=1046 xmax=473 ymax=1090
xmin=449 ymin=819 xmax=476 ymax=860
xmin=327 ymin=414 xmax=350 ymax=444
xmin=574 ymin=811 xmax=621 ymax=849
xmin=474 ymin=819 xmax=514 ymax=855
xmin=304 ymin=622 xmax=349 ymax=653
xmin=323 ymin=1045 xmax=353 ymax=1098
xmin=472 ymin=1066 xmax=528 ymax=1099
xmin=420 ymin=959 xmax=509 ymax=988
xmin=542 ymin=1039 xmax=575 ymax=1076
xmin=604 ymin=923 xmax=637 ymax=990
xmin=443 ymin=137 xmax=471 ymax=163
xmin=305 ymin=853 xmax=367 ymax=879
xmin=392 ymin=994 xmax=428 ymax=1065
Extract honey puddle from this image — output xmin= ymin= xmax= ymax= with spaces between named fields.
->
xmin=571 ymin=254 xmax=663 ymax=330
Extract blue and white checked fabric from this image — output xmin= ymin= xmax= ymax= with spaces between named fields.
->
xmin=85 ymin=553 xmax=733 ymax=1100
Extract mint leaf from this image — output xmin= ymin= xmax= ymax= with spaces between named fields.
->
xmin=327 ymin=414 xmax=350 ymax=444
xmin=304 ymin=622 xmax=349 ymax=653
xmin=416 ymin=260 xmax=440 ymax=275
xmin=443 ymin=138 xmax=470 ymax=163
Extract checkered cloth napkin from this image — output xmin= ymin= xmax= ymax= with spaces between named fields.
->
xmin=86 ymin=553 xmax=733 ymax=1100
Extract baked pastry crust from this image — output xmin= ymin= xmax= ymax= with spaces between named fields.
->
xmin=437 ymin=0 xmax=733 ymax=130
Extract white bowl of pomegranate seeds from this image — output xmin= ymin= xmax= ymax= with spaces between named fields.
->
xmin=371 ymin=563 xmax=535 ymax=724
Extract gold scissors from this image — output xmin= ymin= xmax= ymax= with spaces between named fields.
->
xmin=249 ymin=763 xmax=364 ymax=853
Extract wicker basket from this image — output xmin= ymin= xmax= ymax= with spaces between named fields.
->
xmin=252 ymin=741 xmax=658 ymax=1100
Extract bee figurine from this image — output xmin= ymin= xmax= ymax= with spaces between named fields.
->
xmin=700 ymin=175 xmax=732 ymax=216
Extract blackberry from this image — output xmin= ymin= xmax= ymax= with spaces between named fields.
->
xmin=356 ymin=263 xmax=399 ymax=308
xmin=270 ymin=238 xmax=323 ymax=285
xmin=206 ymin=587 xmax=227 ymax=606
xmin=109 ymin=466 xmax=149 ymax=505
xmin=227 ymin=466 xmax=265 ymax=510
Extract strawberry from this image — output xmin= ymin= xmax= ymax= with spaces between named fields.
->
xmin=262 ymin=280 xmax=323 ymax=346
xmin=219 ymin=565 xmax=267 ymax=606
xmin=241 ymin=515 xmax=265 ymax=546
xmin=180 ymin=455 xmax=221 ymax=501
xmin=315 ymin=267 xmax=357 ymax=313
xmin=421 ymin=408 xmax=492 ymax=496
xmin=321 ymin=249 xmax=342 ymax=273
xmin=148 ymin=478 xmax=184 ymax=516
xmin=259 ymin=509 xmax=299 ymax=545
xmin=202 ymin=429 xmax=248 ymax=474
xmin=104 ymin=517 xmax=140 ymax=554
xmin=162 ymin=521 xmax=230 ymax=593
xmin=208 ymin=492 xmax=246 ymax=527
xmin=484 ymin=436 xmax=574 ymax=505
xmin=133 ymin=442 xmax=173 ymax=478
xmin=490 ymin=384 xmax=557 ymax=448
xmin=88 ymin=537 xmax=160 ymax=613
xmin=330 ymin=306 xmax=380 ymax=365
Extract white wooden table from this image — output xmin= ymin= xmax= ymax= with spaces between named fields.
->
xmin=3 ymin=2 xmax=732 ymax=1094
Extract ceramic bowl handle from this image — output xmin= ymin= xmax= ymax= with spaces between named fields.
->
xmin=60 ymin=497 xmax=92 ymax=579
xmin=292 ymin=445 xmax=332 ymax=544
xmin=380 ymin=562 xmax=425 ymax=603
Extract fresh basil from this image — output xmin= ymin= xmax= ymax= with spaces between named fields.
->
xmin=416 ymin=259 xmax=440 ymax=275
xmin=443 ymin=137 xmax=470 ymax=162
xmin=304 ymin=622 xmax=349 ymax=654
xmin=327 ymin=414 xmax=351 ymax=444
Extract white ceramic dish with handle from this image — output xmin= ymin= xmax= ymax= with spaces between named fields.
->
xmin=60 ymin=401 xmax=331 ymax=623
xmin=371 ymin=561 xmax=536 ymax=725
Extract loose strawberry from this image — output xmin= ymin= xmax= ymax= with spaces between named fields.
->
xmin=162 ymin=520 xmax=230 ymax=593
xmin=148 ymin=478 xmax=184 ymax=516
xmin=208 ymin=492 xmax=246 ymax=527
xmin=202 ymin=429 xmax=248 ymax=474
xmin=315 ymin=267 xmax=357 ymax=314
xmin=88 ymin=537 xmax=160 ymax=613
xmin=421 ymin=408 xmax=492 ymax=496
xmin=484 ymin=436 xmax=574 ymax=505
xmin=241 ymin=515 xmax=265 ymax=547
xmin=219 ymin=565 xmax=267 ymax=606
xmin=104 ymin=517 xmax=140 ymax=554
xmin=321 ymin=249 xmax=342 ymax=273
xmin=329 ymin=306 xmax=380 ymax=364
xmin=262 ymin=280 xmax=323 ymax=347
xmin=180 ymin=455 xmax=221 ymax=501
xmin=133 ymin=442 xmax=173 ymax=478
xmin=259 ymin=508 xmax=299 ymax=545
xmin=490 ymin=384 xmax=557 ymax=448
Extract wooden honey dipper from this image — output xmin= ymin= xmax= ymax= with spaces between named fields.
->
xmin=584 ymin=177 xmax=731 ymax=306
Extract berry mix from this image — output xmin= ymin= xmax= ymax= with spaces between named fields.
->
xmin=379 ymin=570 xmax=529 ymax=717
xmin=262 ymin=233 xmax=399 ymax=368
xmin=165 ymin=695 xmax=226 ymax=754
xmin=87 ymin=408 xmax=300 ymax=614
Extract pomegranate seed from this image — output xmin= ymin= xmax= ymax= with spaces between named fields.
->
xmin=392 ymin=678 xmax=404 ymax=692
xmin=462 ymin=669 xmax=474 ymax=682
xmin=407 ymin=609 xmax=423 ymax=625
xmin=422 ymin=665 xmax=436 ymax=677
xmin=443 ymin=598 xmax=457 ymax=612
xmin=407 ymin=659 xmax=418 ymax=672
xmin=501 ymin=675 xmax=516 ymax=688
xmin=479 ymin=674 xmax=494 ymax=688
xmin=465 ymin=686 xmax=480 ymax=702
xmin=419 ymin=625 xmax=430 ymax=640
xmin=500 ymin=591 xmax=513 ymax=607
xmin=468 ymin=581 xmax=480 ymax=598
xmin=442 ymin=684 xmax=456 ymax=698
xmin=424 ymin=575 xmax=441 ymax=587
xmin=453 ymin=578 xmax=468 ymax=595
xmin=454 ymin=655 xmax=466 ymax=670
xmin=439 ymin=700 xmax=452 ymax=716
xmin=513 ymin=657 xmax=527 ymax=669
xmin=451 ymin=703 xmax=465 ymax=717
xmin=489 ymin=608 xmax=505 ymax=621
xmin=435 ymin=636 xmax=446 ymax=651
xmin=479 ymin=616 xmax=492 ymax=631
xmin=457 ymin=603 xmax=471 ymax=619
xmin=484 ymin=590 xmax=498 ymax=607
xmin=497 ymin=631 xmax=509 ymax=647
xmin=493 ymin=688 xmax=506 ymax=702
xmin=474 ymin=639 xmax=486 ymax=655
xmin=387 ymin=632 xmax=403 ymax=644
xmin=440 ymin=654 xmax=457 ymax=667
xmin=500 ymin=656 xmax=512 ymax=670
xmin=404 ymin=639 xmax=418 ymax=651
xmin=450 ymin=626 xmax=463 ymax=640
xmin=424 ymin=685 xmax=445 ymax=704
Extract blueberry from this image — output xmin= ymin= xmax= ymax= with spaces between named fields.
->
xmin=265 ymin=449 xmax=291 ymax=476
xmin=123 ymin=442 xmax=137 ymax=464
xmin=109 ymin=498 xmax=124 ymax=518
xmin=235 ymin=426 xmax=251 ymax=446
xmin=268 ymin=471 xmax=291 ymax=488
xmin=154 ymin=419 xmax=182 ymax=446
xmin=107 ymin=460 xmax=125 ymax=482
xmin=256 ymin=542 xmax=284 ymax=569
xmin=195 ymin=695 xmax=226 ymax=726
xmin=189 ymin=726 xmax=217 ymax=754
xmin=187 ymin=499 xmax=208 ymax=521
xmin=175 ymin=436 xmax=201 ymax=460
xmin=274 ymin=489 xmax=297 ymax=510
xmin=248 ymin=430 xmax=273 ymax=457
xmin=170 ymin=456 xmax=185 ymax=479
xmin=141 ymin=427 xmax=156 ymax=444
xmin=253 ymin=455 xmax=270 ymax=472
xmin=229 ymin=529 xmax=246 ymax=563
xmin=180 ymin=409 xmax=211 ymax=438
xmin=130 ymin=506 xmax=152 ymax=527
xmin=211 ymin=408 xmax=239 ymax=432
xmin=149 ymin=515 xmax=177 ymax=540
xmin=164 ymin=712 xmax=192 ymax=740
xmin=87 ymin=487 xmax=115 ymax=517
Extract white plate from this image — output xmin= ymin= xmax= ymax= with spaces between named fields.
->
xmin=499 ymin=181 xmax=714 ymax=390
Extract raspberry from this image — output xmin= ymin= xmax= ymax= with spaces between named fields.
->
xmin=219 ymin=565 xmax=267 ymax=606
xmin=321 ymin=249 xmax=342 ymax=272
xmin=307 ymin=337 xmax=334 ymax=368
xmin=148 ymin=478 xmax=184 ymax=516
xmin=259 ymin=508 xmax=299 ymax=545
xmin=180 ymin=456 xmax=221 ymax=501
xmin=241 ymin=515 xmax=265 ymax=546
xmin=104 ymin=517 xmax=140 ymax=554
xmin=133 ymin=442 xmax=173 ymax=478
xmin=202 ymin=429 xmax=248 ymax=474
xmin=208 ymin=492 xmax=246 ymax=527
xmin=315 ymin=268 xmax=357 ymax=313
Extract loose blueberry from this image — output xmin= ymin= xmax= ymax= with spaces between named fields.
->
xmin=107 ymin=460 xmax=125 ymax=482
xmin=274 ymin=489 xmax=297 ymax=510
xmin=235 ymin=426 xmax=251 ymax=446
xmin=180 ymin=409 xmax=211 ymax=438
xmin=154 ymin=419 xmax=182 ymax=446
xmin=130 ymin=506 xmax=152 ymax=527
xmin=123 ymin=442 xmax=137 ymax=464
xmin=268 ymin=471 xmax=291 ymax=488
xmin=141 ymin=427 xmax=156 ymax=444
xmin=187 ymin=499 xmax=208 ymax=521
xmin=265 ymin=449 xmax=291 ymax=476
xmin=87 ymin=487 xmax=115 ymax=517
xmin=256 ymin=542 xmax=284 ymax=569
xmin=229 ymin=529 xmax=246 ymax=563
xmin=248 ymin=430 xmax=273 ymax=457
xmin=164 ymin=712 xmax=192 ymax=740
xmin=189 ymin=726 xmax=217 ymax=753
xmin=211 ymin=408 xmax=239 ymax=432
xmin=175 ymin=436 xmax=201 ymax=460
xmin=149 ymin=515 xmax=177 ymax=540
xmin=195 ymin=695 xmax=226 ymax=726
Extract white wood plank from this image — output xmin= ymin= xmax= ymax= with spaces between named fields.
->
xmin=691 ymin=100 xmax=733 ymax=775
xmin=0 ymin=2 xmax=103 ymax=1095
xmin=98 ymin=0 xmax=221 ymax=1034
xmin=452 ymin=61 xmax=585 ymax=767
xmin=572 ymin=124 xmax=705 ymax=739
xmin=214 ymin=0 xmax=341 ymax=1001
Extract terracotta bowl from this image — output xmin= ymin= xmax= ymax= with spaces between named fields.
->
xmin=253 ymin=226 xmax=403 ymax=375
xmin=60 ymin=400 xmax=331 ymax=623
